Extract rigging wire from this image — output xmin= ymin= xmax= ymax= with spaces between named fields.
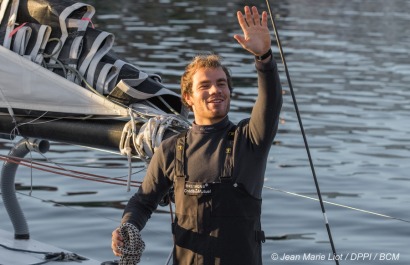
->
xmin=14 ymin=190 xmax=122 ymax=223
xmin=0 ymin=151 xmax=410 ymax=223
xmin=264 ymin=1 xmax=339 ymax=263
xmin=2 ymin=153 xmax=409 ymax=224
xmin=3 ymin=146 xmax=409 ymax=261
xmin=263 ymin=185 xmax=410 ymax=224
xmin=165 ymin=199 xmax=175 ymax=265
xmin=36 ymin=149 xmax=147 ymax=180
xmin=0 ymin=154 xmax=142 ymax=187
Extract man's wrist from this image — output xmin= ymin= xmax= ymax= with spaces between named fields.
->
xmin=255 ymin=49 xmax=272 ymax=62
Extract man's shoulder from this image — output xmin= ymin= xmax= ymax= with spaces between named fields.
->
xmin=236 ymin=118 xmax=250 ymax=130
xmin=158 ymin=130 xmax=188 ymax=152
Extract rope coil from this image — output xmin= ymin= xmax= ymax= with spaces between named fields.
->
xmin=119 ymin=112 xmax=189 ymax=191
xmin=118 ymin=223 xmax=145 ymax=265
xmin=120 ymin=114 xmax=190 ymax=162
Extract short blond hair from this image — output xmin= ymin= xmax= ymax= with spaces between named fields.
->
xmin=180 ymin=54 xmax=233 ymax=109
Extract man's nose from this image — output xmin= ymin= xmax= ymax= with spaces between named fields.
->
xmin=209 ymin=84 xmax=221 ymax=94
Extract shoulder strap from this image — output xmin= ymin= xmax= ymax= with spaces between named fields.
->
xmin=174 ymin=131 xmax=187 ymax=178
xmin=220 ymin=126 xmax=236 ymax=181
xmin=175 ymin=126 xmax=236 ymax=180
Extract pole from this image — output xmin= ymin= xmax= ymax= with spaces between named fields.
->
xmin=0 ymin=115 xmax=178 ymax=155
xmin=264 ymin=1 xmax=340 ymax=264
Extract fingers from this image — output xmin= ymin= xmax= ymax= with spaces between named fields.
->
xmin=233 ymin=34 xmax=245 ymax=45
xmin=111 ymin=228 xmax=123 ymax=257
xmin=241 ymin=6 xmax=264 ymax=27
xmin=234 ymin=6 xmax=261 ymax=46
xmin=261 ymin=8 xmax=268 ymax=28
xmin=236 ymin=9 xmax=247 ymax=33
xmin=245 ymin=6 xmax=254 ymax=25
xmin=251 ymin=6 xmax=261 ymax=26
xmin=234 ymin=6 xmax=271 ymax=55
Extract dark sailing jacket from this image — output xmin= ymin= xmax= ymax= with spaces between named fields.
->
xmin=122 ymin=58 xmax=283 ymax=264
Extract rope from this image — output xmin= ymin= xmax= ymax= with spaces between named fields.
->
xmin=0 ymin=243 xmax=88 ymax=265
xmin=121 ymin=114 xmax=189 ymax=164
xmin=263 ymin=185 xmax=410 ymax=224
xmin=0 ymin=84 xmax=20 ymax=138
xmin=118 ymin=223 xmax=145 ymax=265
xmin=0 ymin=154 xmax=142 ymax=187
xmin=164 ymin=197 xmax=175 ymax=265
xmin=119 ymin=108 xmax=139 ymax=191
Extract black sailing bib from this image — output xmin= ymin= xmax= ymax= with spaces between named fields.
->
xmin=172 ymin=126 xmax=265 ymax=265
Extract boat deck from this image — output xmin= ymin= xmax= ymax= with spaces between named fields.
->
xmin=0 ymin=229 xmax=101 ymax=265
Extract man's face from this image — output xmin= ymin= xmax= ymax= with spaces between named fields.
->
xmin=184 ymin=67 xmax=231 ymax=125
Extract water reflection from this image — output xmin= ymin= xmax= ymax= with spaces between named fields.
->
xmin=15 ymin=183 xmax=58 ymax=192
xmin=266 ymin=233 xmax=316 ymax=241
xmin=83 ymin=0 xmax=289 ymax=86
xmin=51 ymin=200 xmax=126 ymax=209
xmin=1 ymin=0 xmax=410 ymax=263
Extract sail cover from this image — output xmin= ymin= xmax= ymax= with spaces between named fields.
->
xmin=0 ymin=0 xmax=186 ymax=117
xmin=0 ymin=45 xmax=128 ymax=116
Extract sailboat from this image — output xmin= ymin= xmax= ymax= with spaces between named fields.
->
xmin=0 ymin=0 xmax=189 ymax=263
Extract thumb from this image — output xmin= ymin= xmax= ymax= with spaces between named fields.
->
xmin=233 ymin=34 xmax=246 ymax=46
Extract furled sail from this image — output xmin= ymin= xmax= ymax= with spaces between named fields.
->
xmin=0 ymin=0 xmax=187 ymax=118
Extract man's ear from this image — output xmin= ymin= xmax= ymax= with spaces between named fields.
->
xmin=183 ymin=92 xmax=192 ymax=107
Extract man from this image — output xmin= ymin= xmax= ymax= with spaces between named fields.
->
xmin=112 ymin=5 xmax=282 ymax=264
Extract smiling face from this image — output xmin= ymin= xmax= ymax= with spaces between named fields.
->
xmin=183 ymin=67 xmax=231 ymax=125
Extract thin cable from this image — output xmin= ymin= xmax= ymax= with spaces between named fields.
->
xmin=165 ymin=200 xmax=175 ymax=265
xmin=15 ymin=190 xmax=121 ymax=223
xmin=263 ymin=185 xmax=410 ymax=224
xmin=28 ymin=141 xmax=34 ymax=196
xmin=0 ymin=155 xmax=142 ymax=187
xmin=264 ymin=1 xmax=339 ymax=264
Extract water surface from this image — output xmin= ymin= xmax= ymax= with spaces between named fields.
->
xmin=1 ymin=0 xmax=410 ymax=264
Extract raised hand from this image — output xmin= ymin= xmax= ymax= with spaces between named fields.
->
xmin=234 ymin=6 xmax=272 ymax=57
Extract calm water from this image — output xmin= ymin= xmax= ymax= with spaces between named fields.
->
xmin=1 ymin=0 xmax=410 ymax=264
